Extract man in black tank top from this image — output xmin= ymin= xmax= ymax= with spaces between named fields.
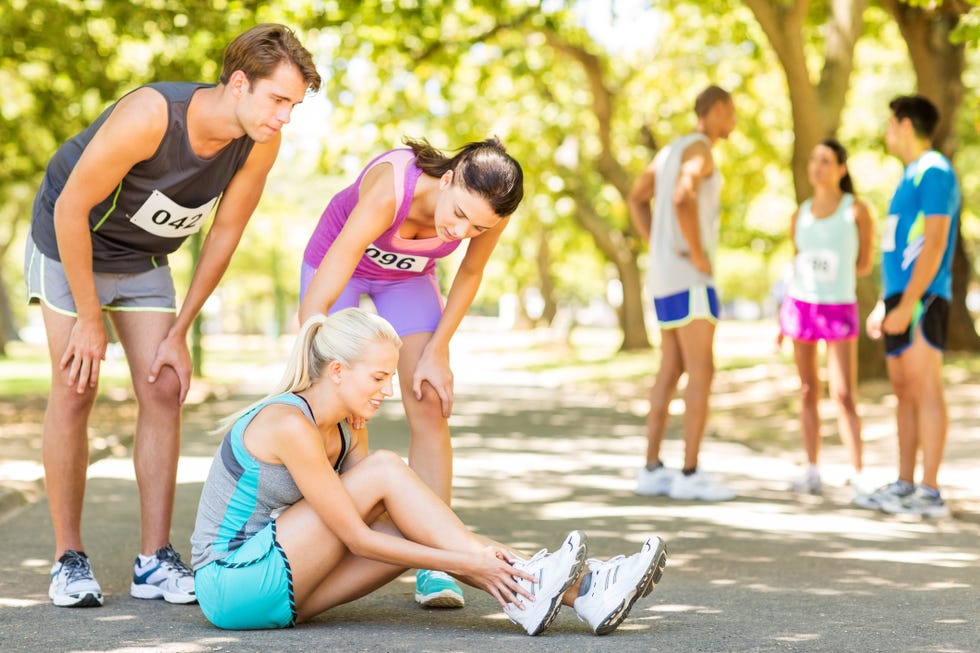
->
xmin=25 ymin=24 xmax=321 ymax=609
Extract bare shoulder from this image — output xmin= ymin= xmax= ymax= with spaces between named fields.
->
xmin=244 ymin=402 xmax=323 ymax=462
xmin=681 ymin=136 xmax=712 ymax=162
xmin=358 ymin=161 xmax=397 ymax=203
xmin=348 ymin=161 xmax=398 ymax=227
xmin=110 ymin=87 xmax=168 ymax=133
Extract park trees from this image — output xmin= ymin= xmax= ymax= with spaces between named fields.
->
xmin=1 ymin=0 xmax=976 ymax=365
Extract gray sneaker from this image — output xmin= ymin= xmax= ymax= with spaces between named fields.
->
xmin=852 ymin=481 xmax=914 ymax=510
xmin=130 ymin=544 xmax=196 ymax=604
xmin=880 ymin=487 xmax=949 ymax=518
xmin=49 ymin=550 xmax=103 ymax=608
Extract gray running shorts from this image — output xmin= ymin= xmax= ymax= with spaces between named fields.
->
xmin=24 ymin=236 xmax=177 ymax=316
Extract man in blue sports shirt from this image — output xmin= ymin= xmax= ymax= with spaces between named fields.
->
xmin=859 ymin=95 xmax=961 ymax=518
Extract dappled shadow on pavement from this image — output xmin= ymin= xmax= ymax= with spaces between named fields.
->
xmin=0 ymin=378 xmax=978 ymax=652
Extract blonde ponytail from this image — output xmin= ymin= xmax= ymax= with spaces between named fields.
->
xmin=213 ymin=309 xmax=401 ymax=434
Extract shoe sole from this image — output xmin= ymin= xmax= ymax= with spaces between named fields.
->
xmin=526 ymin=531 xmax=589 ymax=636
xmin=51 ymin=591 xmax=103 ymax=608
xmin=415 ymin=589 xmax=465 ymax=609
xmin=594 ymin=539 xmax=668 ymax=636
xmin=879 ymin=505 xmax=950 ymax=519
xmin=130 ymin=583 xmax=197 ymax=604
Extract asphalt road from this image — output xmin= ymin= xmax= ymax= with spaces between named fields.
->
xmin=0 ymin=322 xmax=980 ymax=653
xmin=1 ymin=374 xmax=978 ymax=653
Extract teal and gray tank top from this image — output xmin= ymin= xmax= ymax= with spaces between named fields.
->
xmin=190 ymin=393 xmax=353 ymax=570
xmin=30 ymin=82 xmax=255 ymax=273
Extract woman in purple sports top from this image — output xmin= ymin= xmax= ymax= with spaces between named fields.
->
xmin=299 ymin=136 xmax=523 ymax=540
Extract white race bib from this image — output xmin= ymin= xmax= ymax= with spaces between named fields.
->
xmin=129 ymin=190 xmax=217 ymax=238
xmin=364 ymin=243 xmax=429 ymax=272
xmin=881 ymin=214 xmax=898 ymax=252
xmin=796 ymin=249 xmax=840 ymax=283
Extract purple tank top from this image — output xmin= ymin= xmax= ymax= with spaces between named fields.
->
xmin=302 ymin=149 xmax=462 ymax=281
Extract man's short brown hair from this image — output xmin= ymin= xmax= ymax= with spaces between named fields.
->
xmin=221 ymin=23 xmax=321 ymax=93
xmin=695 ymin=85 xmax=732 ymax=118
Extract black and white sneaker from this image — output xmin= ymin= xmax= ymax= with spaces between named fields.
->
xmin=130 ymin=543 xmax=196 ymax=604
xmin=49 ymin=550 xmax=104 ymax=607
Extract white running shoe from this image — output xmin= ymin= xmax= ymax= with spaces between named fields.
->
xmin=130 ymin=543 xmax=196 ymax=604
xmin=573 ymin=536 xmax=668 ymax=635
xmin=636 ymin=465 xmax=677 ymax=496
xmin=879 ymin=487 xmax=950 ymax=518
xmin=669 ymin=469 xmax=736 ymax=501
xmin=790 ymin=465 xmax=822 ymax=495
xmin=852 ymin=481 xmax=914 ymax=510
xmin=504 ymin=530 xmax=588 ymax=636
xmin=49 ymin=550 xmax=103 ymax=608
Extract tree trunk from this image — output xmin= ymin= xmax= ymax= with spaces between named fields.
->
xmin=743 ymin=0 xmax=868 ymax=202
xmin=536 ymin=230 xmax=558 ymax=326
xmin=545 ymin=30 xmax=651 ymax=351
xmin=617 ymin=251 xmax=649 ymax=350
xmin=0 ymin=266 xmax=15 ymax=357
xmin=856 ymin=275 xmax=886 ymax=382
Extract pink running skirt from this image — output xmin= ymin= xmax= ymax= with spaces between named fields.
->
xmin=779 ymin=297 xmax=858 ymax=342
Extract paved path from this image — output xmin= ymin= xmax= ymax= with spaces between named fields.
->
xmin=1 ymin=321 xmax=978 ymax=652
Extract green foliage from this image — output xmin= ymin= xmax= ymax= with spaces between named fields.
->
xmin=1 ymin=0 xmax=977 ymax=345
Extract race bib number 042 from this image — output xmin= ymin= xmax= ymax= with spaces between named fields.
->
xmin=129 ymin=190 xmax=218 ymax=238
xmin=364 ymin=244 xmax=429 ymax=272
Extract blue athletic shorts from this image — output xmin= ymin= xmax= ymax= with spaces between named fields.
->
xmin=195 ymin=521 xmax=296 ymax=630
xmin=24 ymin=236 xmax=176 ymax=316
xmin=653 ymin=285 xmax=720 ymax=329
xmin=300 ymin=261 xmax=444 ymax=337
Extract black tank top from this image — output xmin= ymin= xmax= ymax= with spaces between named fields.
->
xmin=30 ymin=82 xmax=255 ymax=273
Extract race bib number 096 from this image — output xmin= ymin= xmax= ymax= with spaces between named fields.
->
xmin=364 ymin=244 xmax=429 ymax=272
xmin=129 ymin=190 xmax=218 ymax=238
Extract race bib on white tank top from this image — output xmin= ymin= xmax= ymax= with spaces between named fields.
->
xmin=129 ymin=190 xmax=217 ymax=238
xmin=796 ymin=249 xmax=840 ymax=283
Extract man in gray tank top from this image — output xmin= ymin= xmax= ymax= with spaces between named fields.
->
xmin=24 ymin=24 xmax=321 ymax=609
xmin=627 ymin=85 xmax=737 ymax=503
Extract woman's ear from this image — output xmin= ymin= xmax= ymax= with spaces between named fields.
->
xmin=440 ymin=170 xmax=454 ymax=189
xmin=327 ymin=359 xmax=345 ymax=384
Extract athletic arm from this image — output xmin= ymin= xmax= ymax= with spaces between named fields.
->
xmin=853 ymin=199 xmax=874 ymax=277
xmin=149 ymin=133 xmax=282 ymax=403
xmin=52 ymin=88 xmax=168 ymax=393
xmin=627 ymin=163 xmax=656 ymax=243
xmin=788 ymin=208 xmax=799 ymax=257
xmin=881 ymin=215 xmax=951 ymax=335
xmin=672 ymin=140 xmax=713 ymax=275
xmin=413 ymin=217 xmax=509 ymax=416
xmin=298 ymin=164 xmax=396 ymax=323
